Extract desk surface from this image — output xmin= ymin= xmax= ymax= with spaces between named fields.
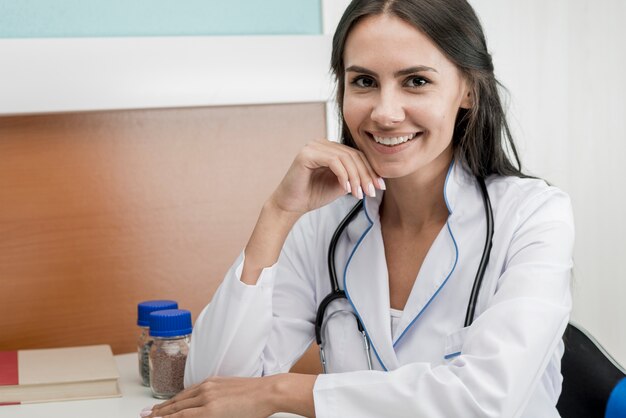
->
xmin=0 ymin=353 xmax=304 ymax=418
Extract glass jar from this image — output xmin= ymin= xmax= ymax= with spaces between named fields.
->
xmin=137 ymin=300 xmax=178 ymax=386
xmin=148 ymin=309 xmax=192 ymax=399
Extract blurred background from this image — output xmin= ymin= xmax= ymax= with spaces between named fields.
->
xmin=1 ymin=0 xmax=624 ymax=371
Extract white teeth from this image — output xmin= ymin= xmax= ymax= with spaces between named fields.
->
xmin=372 ymin=133 xmax=417 ymax=146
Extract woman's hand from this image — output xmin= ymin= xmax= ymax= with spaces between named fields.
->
xmin=270 ymin=139 xmax=385 ymax=215
xmin=142 ymin=374 xmax=316 ymax=418
xmin=143 ymin=376 xmax=275 ymax=418
xmin=241 ymin=139 xmax=383 ymax=285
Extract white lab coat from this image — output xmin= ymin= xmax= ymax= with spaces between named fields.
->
xmin=185 ymin=161 xmax=574 ymax=418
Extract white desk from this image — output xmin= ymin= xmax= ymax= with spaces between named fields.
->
xmin=0 ymin=353 xmax=304 ymax=418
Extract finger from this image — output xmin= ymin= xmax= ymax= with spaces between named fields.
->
xmin=322 ymin=149 xmax=363 ymax=198
xmin=320 ymin=141 xmax=377 ymax=198
xmin=349 ymin=153 xmax=374 ymax=198
xmin=355 ymin=151 xmax=385 ymax=191
xmin=150 ymin=395 xmax=205 ymax=418
xmin=326 ymin=155 xmax=352 ymax=194
xmin=308 ymin=140 xmax=375 ymax=199
xmin=302 ymin=143 xmax=355 ymax=195
xmin=149 ymin=386 xmax=202 ymax=416
xmin=161 ymin=406 xmax=205 ymax=418
xmin=317 ymin=143 xmax=370 ymax=198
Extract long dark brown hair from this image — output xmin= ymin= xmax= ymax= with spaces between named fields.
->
xmin=331 ymin=0 xmax=525 ymax=178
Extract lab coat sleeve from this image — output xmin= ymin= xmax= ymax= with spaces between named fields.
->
xmin=313 ymin=188 xmax=574 ymax=418
xmin=184 ymin=210 xmax=319 ymax=387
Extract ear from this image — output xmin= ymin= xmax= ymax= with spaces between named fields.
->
xmin=459 ymin=79 xmax=474 ymax=109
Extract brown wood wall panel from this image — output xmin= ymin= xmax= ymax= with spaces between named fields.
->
xmin=0 ymin=103 xmax=325 ymax=358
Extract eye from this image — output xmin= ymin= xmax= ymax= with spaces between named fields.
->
xmin=350 ymin=75 xmax=377 ymax=88
xmin=405 ymin=76 xmax=429 ymax=88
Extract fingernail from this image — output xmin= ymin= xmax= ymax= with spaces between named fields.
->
xmin=378 ymin=177 xmax=386 ymax=190
xmin=141 ymin=406 xmax=153 ymax=413
xmin=357 ymin=186 xmax=364 ymax=200
xmin=140 ymin=410 xmax=152 ymax=418
xmin=367 ymin=183 xmax=376 ymax=197
xmin=345 ymin=181 xmax=352 ymax=194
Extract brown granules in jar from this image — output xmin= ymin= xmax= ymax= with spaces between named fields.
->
xmin=150 ymin=348 xmax=187 ymax=397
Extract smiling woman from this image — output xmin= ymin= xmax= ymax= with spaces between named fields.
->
xmin=145 ymin=1 xmax=574 ymax=418
xmin=342 ymin=14 xmax=472 ymax=181
xmin=339 ymin=14 xmax=476 ymax=312
xmin=333 ymin=1 xmax=523 ymax=181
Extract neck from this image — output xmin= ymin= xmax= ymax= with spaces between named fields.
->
xmin=380 ymin=150 xmax=452 ymax=232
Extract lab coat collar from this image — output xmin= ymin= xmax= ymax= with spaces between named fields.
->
xmin=343 ymin=204 xmax=398 ymax=370
xmin=442 ymin=158 xmax=475 ymax=214
xmin=342 ymin=160 xmax=473 ymax=370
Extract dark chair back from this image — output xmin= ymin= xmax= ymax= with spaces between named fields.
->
xmin=557 ymin=322 xmax=626 ymax=417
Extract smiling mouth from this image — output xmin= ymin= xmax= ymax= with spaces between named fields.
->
xmin=369 ymin=132 xmax=421 ymax=146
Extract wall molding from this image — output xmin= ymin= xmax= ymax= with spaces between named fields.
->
xmin=0 ymin=35 xmax=334 ymax=116
xmin=0 ymin=1 xmax=350 ymax=140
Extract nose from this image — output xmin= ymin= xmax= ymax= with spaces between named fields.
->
xmin=370 ymin=87 xmax=405 ymax=127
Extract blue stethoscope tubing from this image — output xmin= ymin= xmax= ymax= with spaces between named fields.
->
xmin=314 ymin=176 xmax=495 ymax=372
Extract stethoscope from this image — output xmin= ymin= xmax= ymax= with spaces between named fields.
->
xmin=314 ymin=176 xmax=494 ymax=373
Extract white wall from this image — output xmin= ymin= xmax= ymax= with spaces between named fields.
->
xmin=469 ymin=0 xmax=626 ymax=365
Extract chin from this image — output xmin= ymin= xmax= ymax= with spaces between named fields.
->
xmin=371 ymin=163 xmax=417 ymax=179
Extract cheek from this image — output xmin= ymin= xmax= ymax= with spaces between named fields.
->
xmin=412 ymin=98 xmax=458 ymax=135
xmin=342 ymin=96 xmax=370 ymax=131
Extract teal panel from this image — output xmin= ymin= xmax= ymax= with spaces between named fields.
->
xmin=0 ymin=0 xmax=322 ymax=38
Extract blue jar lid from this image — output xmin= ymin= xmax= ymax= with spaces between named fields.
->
xmin=149 ymin=309 xmax=192 ymax=337
xmin=137 ymin=300 xmax=178 ymax=326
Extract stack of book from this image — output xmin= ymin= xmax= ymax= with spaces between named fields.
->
xmin=0 ymin=344 xmax=121 ymax=405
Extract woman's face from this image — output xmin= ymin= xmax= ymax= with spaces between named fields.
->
xmin=342 ymin=14 xmax=472 ymax=179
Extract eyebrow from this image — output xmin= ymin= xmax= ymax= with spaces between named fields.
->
xmin=345 ymin=65 xmax=438 ymax=77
